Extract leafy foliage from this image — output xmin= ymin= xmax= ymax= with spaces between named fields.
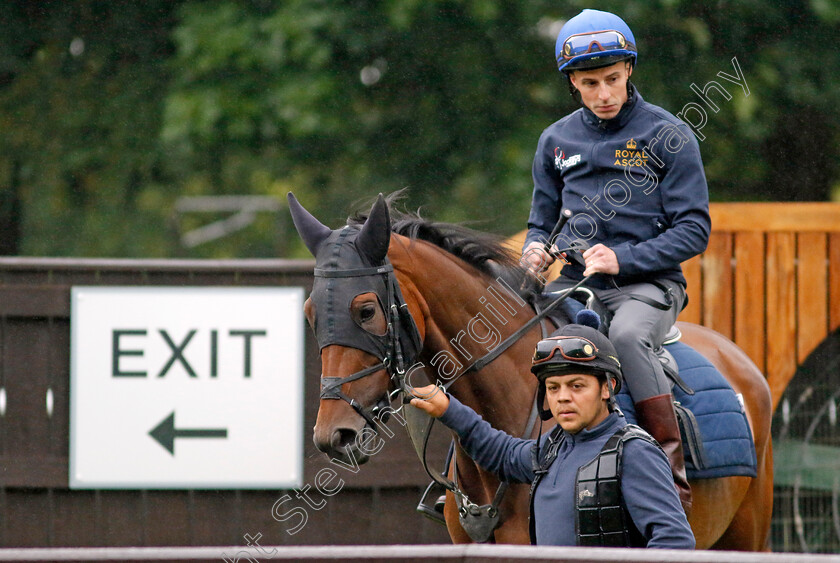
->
xmin=0 ymin=0 xmax=837 ymax=257
xmin=0 ymin=1 xmax=177 ymax=256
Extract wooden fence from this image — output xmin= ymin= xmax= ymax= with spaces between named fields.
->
xmin=511 ymin=202 xmax=840 ymax=409
xmin=0 ymin=259 xmax=450 ymax=547
xmin=678 ymin=203 xmax=840 ymax=408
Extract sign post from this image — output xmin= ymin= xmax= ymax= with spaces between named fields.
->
xmin=70 ymin=286 xmax=305 ymax=489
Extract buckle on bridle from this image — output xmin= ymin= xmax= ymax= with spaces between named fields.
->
xmin=370 ymin=388 xmax=403 ymax=424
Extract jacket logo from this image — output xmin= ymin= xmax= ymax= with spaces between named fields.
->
xmin=578 ymin=488 xmax=594 ymax=502
xmin=614 ymin=138 xmax=648 ymax=168
xmin=555 ymin=147 xmax=582 ymax=171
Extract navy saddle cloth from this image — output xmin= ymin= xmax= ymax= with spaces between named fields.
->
xmin=614 ymin=340 xmax=758 ymax=480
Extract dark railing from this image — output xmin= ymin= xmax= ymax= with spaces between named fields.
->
xmin=0 ymin=544 xmax=838 ymax=563
xmin=0 ymin=258 xmax=449 ymax=547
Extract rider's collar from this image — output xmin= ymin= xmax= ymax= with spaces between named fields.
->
xmin=581 ymin=83 xmax=639 ymax=132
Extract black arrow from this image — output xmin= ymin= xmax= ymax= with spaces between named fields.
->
xmin=149 ymin=411 xmax=227 ymax=455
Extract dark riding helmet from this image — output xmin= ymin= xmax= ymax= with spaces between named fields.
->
xmin=555 ymin=9 xmax=637 ymax=74
xmin=532 ymin=322 xmax=623 ymax=421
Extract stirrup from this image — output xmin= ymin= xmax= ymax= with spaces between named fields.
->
xmin=416 ymin=480 xmax=447 ymax=525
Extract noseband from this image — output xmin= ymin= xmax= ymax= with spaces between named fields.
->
xmin=311 ymin=242 xmax=593 ymax=543
xmin=315 ymin=261 xmax=420 ymax=429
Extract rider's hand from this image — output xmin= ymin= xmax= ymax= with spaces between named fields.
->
xmin=582 ymin=244 xmax=619 ymax=276
xmin=409 ymin=384 xmax=450 ymax=418
xmin=521 ymin=241 xmax=555 ymax=274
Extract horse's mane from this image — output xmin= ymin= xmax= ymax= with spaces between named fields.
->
xmin=347 ymin=192 xmax=523 ymax=277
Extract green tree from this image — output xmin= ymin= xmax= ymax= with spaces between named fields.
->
xmin=1 ymin=1 xmax=838 ymax=258
xmin=163 ymin=0 xmax=840 ymax=260
xmin=162 ymin=0 xmax=565 ymax=257
xmin=0 ymin=1 xmax=179 ymax=256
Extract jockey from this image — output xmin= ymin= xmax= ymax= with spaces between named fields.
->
xmin=409 ymin=322 xmax=695 ymax=548
xmin=520 ymin=8 xmax=711 ymax=515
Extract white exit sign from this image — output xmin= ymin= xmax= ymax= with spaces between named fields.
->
xmin=70 ymin=286 xmax=304 ymax=489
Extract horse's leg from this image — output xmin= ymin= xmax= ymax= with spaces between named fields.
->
xmin=442 ymin=445 xmax=533 ymax=545
xmin=492 ymin=484 xmax=531 ymax=544
xmin=443 ymin=447 xmax=486 ymax=544
xmin=687 ymin=476 xmax=750 ymax=548
xmin=711 ymin=442 xmax=775 ymax=551
xmin=443 ymin=490 xmax=472 ymax=544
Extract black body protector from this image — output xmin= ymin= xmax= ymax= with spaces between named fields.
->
xmin=576 ymin=424 xmax=659 ymax=546
xmin=529 ymin=322 xmax=656 ymax=546
xmin=529 ymin=424 xmax=659 ymax=547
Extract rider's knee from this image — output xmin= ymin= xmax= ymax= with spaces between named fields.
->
xmin=607 ymin=323 xmax=641 ymax=350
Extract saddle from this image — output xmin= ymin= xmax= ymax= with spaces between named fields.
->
xmin=615 ymin=340 xmax=758 ymax=479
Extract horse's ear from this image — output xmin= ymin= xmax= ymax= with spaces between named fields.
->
xmin=287 ymin=192 xmax=332 ymax=256
xmin=356 ymin=193 xmax=391 ymax=264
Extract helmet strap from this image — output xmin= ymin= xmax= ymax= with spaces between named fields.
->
xmin=606 ymin=376 xmax=624 ymax=416
xmin=537 ymin=381 xmax=554 ymax=421
xmin=567 ymin=78 xmax=582 ymax=103
xmin=565 ymin=67 xmax=635 ymax=108
xmin=537 ymin=371 xmax=622 ymax=419
xmin=626 ymin=77 xmax=635 ymax=101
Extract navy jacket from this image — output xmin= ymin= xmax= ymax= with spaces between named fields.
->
xmin=439 ymin=396 xmax=695 ymax=548
xmin=525 ymin=86 xmax=710 ymax=289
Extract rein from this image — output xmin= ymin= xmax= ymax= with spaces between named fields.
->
xmin=403 ymin=273 xmax=590 ymax=542
xmin=315 ymin=254 xmax=590 ymax=542
xmin=441 ymin=272 xmax=592 ymax=392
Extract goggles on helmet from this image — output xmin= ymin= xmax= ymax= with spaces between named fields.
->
xmin=559 ymin=29 xmax=634 ymax=61
xmin=532 ymin=335 xmax=599 ymax=366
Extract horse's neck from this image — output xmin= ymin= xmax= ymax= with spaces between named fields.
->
xmin=392 ymin=240 xmax=538 ymax=434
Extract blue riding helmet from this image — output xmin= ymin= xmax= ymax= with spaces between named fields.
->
xmin=555 ymin=9 xmax=637 ymax=74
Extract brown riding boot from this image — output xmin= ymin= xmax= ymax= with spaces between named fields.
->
xmin=634 ymin=394 xmax=692 ymax=518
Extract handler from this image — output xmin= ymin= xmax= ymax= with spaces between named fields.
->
xmin=521 ymin=9 xmax=711 ymax=514
xmin=410 ymin=323 xmax=695 ymax=548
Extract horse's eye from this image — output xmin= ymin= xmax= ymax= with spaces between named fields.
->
xmin=350 ymin=293 xmax=386 ymax=335
xmin=360 ymin=304 xmax=377 ymax=322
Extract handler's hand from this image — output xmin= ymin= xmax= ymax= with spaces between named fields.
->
xmin=409 ymin=384 xmax=450 ymax=418
xmin=521 ymin=241 xmax=555 ymax=275
xmin=582 ymin=244 xmax=619 ymax=276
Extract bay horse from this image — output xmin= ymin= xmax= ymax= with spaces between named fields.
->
xmin=289 ymin=192 xmax=773 ymax=550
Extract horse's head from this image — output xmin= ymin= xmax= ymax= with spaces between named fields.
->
xmin=289 ymin=193 xmax=422 ymax=464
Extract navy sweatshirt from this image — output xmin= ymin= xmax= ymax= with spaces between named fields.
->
xmin=525 ymin=86 xmax=710 ymax=289
xmin=439 ymin=395 xmax=695 ymax=548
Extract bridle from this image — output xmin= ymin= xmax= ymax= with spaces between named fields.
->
xmin=312 ymin=246 xmax=592 ymax=542
xmin=294 ymin=190 xmax=598 ymax=542
xmin=315 ymin=260 xmax=420 ymax=429
xmin=314 ymin=254 xmax=590 ymax=429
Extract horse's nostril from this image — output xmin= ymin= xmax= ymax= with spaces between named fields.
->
xmin=331 ymin=428 xmax=358 ymax=451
